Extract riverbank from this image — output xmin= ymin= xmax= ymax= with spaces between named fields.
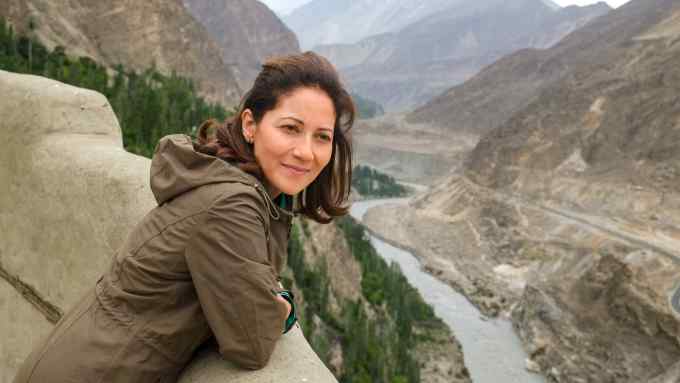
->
xmin=362 ymin=200 xmax=516 ymax=318
xmin=351 ymin=198 xmax=544 ymax=383
xmin=360 ymin=176 xmax=680 ymax=382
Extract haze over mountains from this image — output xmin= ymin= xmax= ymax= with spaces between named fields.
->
xmin=285 ymin=0 xmax=610 ymax=111
xmin=284 ymin=0 xmax=464 ymax=49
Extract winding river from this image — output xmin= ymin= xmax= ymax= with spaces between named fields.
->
xmin=350 ymin=198 xmax=545 ymax=383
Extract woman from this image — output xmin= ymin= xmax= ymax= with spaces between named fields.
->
xmin=13 ymin=51 xmax=354 ymax=383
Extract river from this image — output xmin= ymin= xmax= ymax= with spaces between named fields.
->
xmin=350 ymin=198 xmax=545 ymax=383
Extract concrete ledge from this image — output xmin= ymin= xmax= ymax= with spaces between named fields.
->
xmin=0 ymin=278 xmax=53 ymax=383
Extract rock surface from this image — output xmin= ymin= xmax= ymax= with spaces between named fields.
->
xmin=0 ymin=70 xmax=336 ymax=382
xmin=513 ymin=251 xmax=680 ymax=382
xmin=1 ymin=0 xmax=241 ymax=106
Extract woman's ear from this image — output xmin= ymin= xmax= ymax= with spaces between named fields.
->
xmin=241 ymin=109 xmax=256 ymax=143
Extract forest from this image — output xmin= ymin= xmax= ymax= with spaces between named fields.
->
xmin=352 ymin=165 xmax=410 ymax=197
xmin=0 ymin=17 xmax=228 ymax=158
xmin=287 ymin=216 xmax=445 ymax=383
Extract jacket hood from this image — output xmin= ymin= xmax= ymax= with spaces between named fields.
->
xmin=149 ymin=135 xmax=284 ymax=218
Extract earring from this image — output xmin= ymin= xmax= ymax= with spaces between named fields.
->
xmin=243 ymin=130 xmax=253 ymax=144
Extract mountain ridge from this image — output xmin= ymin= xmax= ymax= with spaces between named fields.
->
xmin=182 ymin=0 xmax=300 ymax=91
xmin=0 ymin=0 xmax=243 ymax=106
xmin=311 ymin=0 xmax=610 ymax=111
xmin=1 ymin=0 xmax=301 ymax=107
xmin=284 ymin=0 xmax=463 ymax=50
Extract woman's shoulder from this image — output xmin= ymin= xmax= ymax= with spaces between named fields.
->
xmin=203 ymin=181 xmax=278 ymax=223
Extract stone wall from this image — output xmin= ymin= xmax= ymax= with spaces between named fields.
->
xmin=0 ymin=69 xmax=336 ymax=383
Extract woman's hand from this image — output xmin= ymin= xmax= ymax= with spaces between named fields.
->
xmin=276 ymin=294 xmax=292 ymax=318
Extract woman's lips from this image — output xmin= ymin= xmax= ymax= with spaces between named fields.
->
xmin=282 ymin=163 xmax=310 ymax=175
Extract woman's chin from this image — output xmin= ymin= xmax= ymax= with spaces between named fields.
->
xmin=270 ymin=174 xmax=315 ymax=196
xmin=279 ymin=185 xmax=306 ymax=196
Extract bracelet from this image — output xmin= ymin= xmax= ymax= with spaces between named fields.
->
xmin=278 ymin=290 xmax=297 ymax=334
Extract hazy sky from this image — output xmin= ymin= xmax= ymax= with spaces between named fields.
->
xmin=553 ymin=0 xmax=631 ymax=7
xmin=261 ymin=0 xmax=634 ymax=14
xmin=261 ymin=0 xmax=311 ymax=14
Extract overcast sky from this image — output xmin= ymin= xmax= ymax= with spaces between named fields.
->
xmin=553 ymin=0 xmax=631 ymax=7
xmin=261 ymin=0 xmax=311 ymax=14
xmin=261 ymin=0 xmax=633 ymax=14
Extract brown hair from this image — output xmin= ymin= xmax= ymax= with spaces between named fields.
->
xmin=194 ymin=52 xmax=355 ymax=223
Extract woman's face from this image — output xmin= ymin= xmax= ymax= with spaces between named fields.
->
xmin=242 ymin=86 xmax=336 ymax=197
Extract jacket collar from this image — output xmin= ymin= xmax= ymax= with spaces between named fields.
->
xmin=150 ymin=134 xmax=294 ymax=221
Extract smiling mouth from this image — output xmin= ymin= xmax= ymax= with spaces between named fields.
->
xmin=283 ymin=164 xmax=310 ymax=174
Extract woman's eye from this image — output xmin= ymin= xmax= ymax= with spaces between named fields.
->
xmin=282 ymin=125 xmax=298 ymax=133
xmin=317 ymin=133 xmax=332 ymax=142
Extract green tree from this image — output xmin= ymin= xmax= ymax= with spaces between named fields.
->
xmin=0 ymin=17 xmax=231 ymax=158
xmin=27 ymin=17 xmax=36 ymax=72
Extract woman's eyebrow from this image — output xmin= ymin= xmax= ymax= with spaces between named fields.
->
xmin=280 ymin=116 xmax=333 ymax=131
xmin=279 ymin=116 xmax=305 ymax=125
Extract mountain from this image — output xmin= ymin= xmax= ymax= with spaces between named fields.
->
xmin=371 ymin=0 xmax=680 ymax=381
xmin=0 ymin=0 xmax=242 ymax=106
xmin=314 ymin=0 xmax=610 ymax=111
xmin=182 ymin=0 xmax=300 ymax=90
xmin=465 ymin=0 xmax=680 ymax=197
xmin=406 ymin=2 xmax=617 ymax=133
xmin=283 ymin=0 xmax=462 ymax=50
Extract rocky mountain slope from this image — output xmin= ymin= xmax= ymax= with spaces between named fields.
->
xmin=182 ymin=0 xmax=299 ymax=90
xmin=466 ymin=0 xmax=680 ymax=209
xmin=361 ymin=0 xmax=680 ymax=381
xmin=0 ymin=0 xmax=243 ymax=106
xmin=407 ymin=0 xmax=671 ymax=137
xmin=313 ymin=0 xmax=609 ymax=111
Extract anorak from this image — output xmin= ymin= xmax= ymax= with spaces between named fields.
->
xmin=14 ymin=134 xmax=293 ymax=382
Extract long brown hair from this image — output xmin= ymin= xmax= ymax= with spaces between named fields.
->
xmin=194 ymin=52 xmax=355 ymax=223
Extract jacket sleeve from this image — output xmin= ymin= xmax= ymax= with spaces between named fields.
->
xmin=185 ymin=189 xmax=287 ymax=370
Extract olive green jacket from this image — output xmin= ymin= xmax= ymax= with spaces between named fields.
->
xmin=14 ymin=134 xmax=293 ymax=382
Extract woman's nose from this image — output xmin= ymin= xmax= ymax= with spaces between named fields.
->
xmin=293 ymin=136 xmax=314 ymax=161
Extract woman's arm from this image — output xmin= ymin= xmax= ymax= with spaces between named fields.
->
xmin=185 ymin=188 xmax=287 ymax=370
